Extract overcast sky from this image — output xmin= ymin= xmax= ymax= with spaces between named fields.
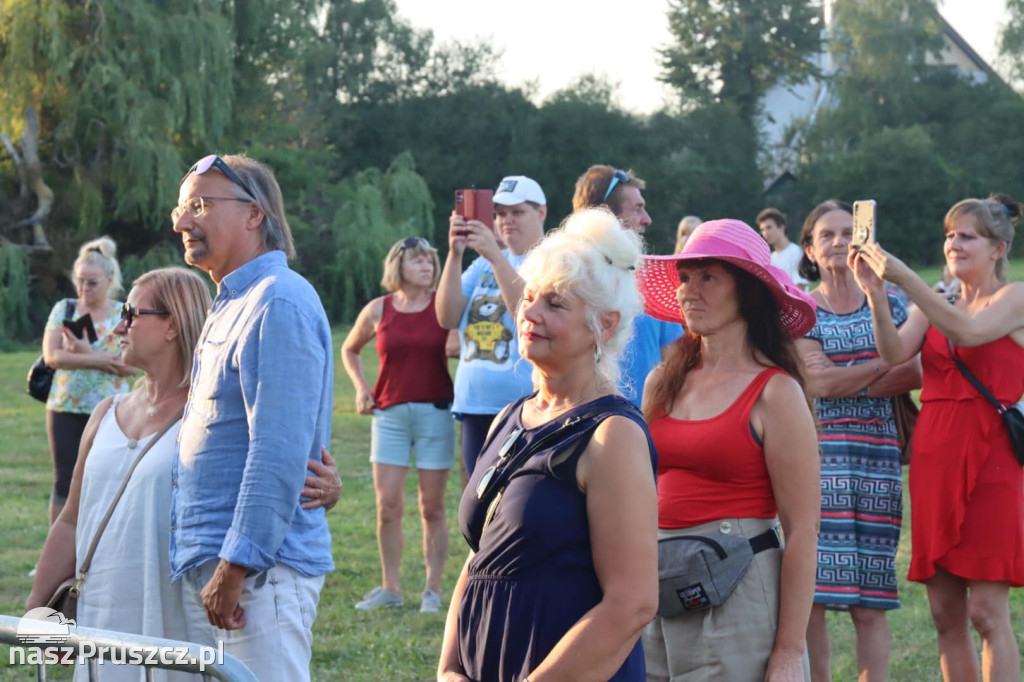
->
xmin=393 ymin=0 xmax=1008 ymax=114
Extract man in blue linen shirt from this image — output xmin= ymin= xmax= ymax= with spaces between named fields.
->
xmin=170 ymin=154 xmax=333 ymax=681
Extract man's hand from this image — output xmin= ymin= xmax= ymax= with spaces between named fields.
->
xmin=301 ymin=447 xmax=342 ymax=511
xmin=200 ymin=560 xmax=248 ymax=630
xmin=448 ymin=214 xmax=470 ymax=256
xmin=462 ymin=221 xmax=502 ymax=263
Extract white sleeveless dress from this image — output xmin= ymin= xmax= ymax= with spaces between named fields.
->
xmin=74 ymin=394 xmax=195 ymax=681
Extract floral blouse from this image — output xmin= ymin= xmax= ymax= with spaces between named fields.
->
xmin=44 ymin=299 xmax=130 ymax=414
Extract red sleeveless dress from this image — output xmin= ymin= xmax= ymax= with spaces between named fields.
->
xmin=908 ymin=327 xmax=1024 ymax=585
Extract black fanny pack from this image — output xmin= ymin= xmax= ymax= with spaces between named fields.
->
xmin=657 ymin=526 xmax=781 ymax=617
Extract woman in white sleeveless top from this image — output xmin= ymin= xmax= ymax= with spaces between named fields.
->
xmin=27 ymin=267 xmax=340 ymax=680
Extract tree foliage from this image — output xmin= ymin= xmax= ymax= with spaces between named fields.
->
xmin=792 ymin=0 xmax=1024 ymax=264
xmin=290 ymin=151 xmax=436 ymax=322
xmin=2 ymin=0 xmax=1021 ymax=342
xmin=660 ymin=0 xmax=822 ymax=123
xmin=999 ymin=0 xmax=1024 ymax=90
xmin=802 ymin=126 xmax=956 ymax=257
xmin=0 ymin=0 xmax=234 ymax=232
xmin=0 ymin=243 xmax=30 ymax=341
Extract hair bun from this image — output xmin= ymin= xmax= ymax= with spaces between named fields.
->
xmin=989 ymin=193 xmax=1023 ymax=226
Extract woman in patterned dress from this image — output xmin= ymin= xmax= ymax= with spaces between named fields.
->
xmin=794 ymin=201 xmax=922 ymax=681
xmin=40 ymin=237 xmax=133 ymax=525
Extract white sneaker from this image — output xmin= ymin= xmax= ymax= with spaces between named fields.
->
xmin=419 ymin=589 xmax=442 ymax=613
xmin=355 ymin=587 xmax=403 ymax=610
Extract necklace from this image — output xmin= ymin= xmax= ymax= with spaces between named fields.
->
xmin=817 ymin=285 xmax=863 ymax=317
xmin=142 ymin=384 xmax=186 ymax=419
xmin=529 ymin=387 xmax=604 ymax=423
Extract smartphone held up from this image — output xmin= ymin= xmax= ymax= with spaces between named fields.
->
xmin=852 ymin=200 xmax=877 ymax=247
xmin=454 ymin=189 xmax=494 ymax=233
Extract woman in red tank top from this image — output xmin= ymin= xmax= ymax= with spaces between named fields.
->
xmin=636 ymin=219 xmax=821 ymax=682
xmin=341 ymin=237 xmax=458 ymax=614
xmin=853 ymin=195 xmax=1024 ymax=682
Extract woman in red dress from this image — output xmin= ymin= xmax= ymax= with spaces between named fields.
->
xmin=852 ymin=194 xmax=1024 ymax=682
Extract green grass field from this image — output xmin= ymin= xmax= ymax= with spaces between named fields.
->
xmin=0 ymin=325 xmax=1021 ymax=681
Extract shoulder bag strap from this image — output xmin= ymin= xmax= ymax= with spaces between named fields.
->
xmin=947 ymin=339 xmax=1006 ymax=413
xmin=72 ymin=408 xmax=184 ymax=588
xmin=65 ymin=298 xmax=76 ymax=318
xmin=482 ymin=401 xmax=643 ymax=508
xmin=478 ymin=402 xmax=644 ymax=535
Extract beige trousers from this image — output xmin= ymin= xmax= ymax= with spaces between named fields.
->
xmin=643 ymin=517 xmax=810 ymax=682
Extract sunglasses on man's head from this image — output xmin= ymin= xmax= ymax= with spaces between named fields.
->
xmin=182 ymin=155 xmax=255 ymax=200
xmin=120 ymin=303 xmax=170 ymax=329
xmin=602 ymin=169 xmax=631 ymax=203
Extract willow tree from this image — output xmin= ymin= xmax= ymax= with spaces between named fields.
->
xmin=0 ymin=0 xmax=235 ymax=249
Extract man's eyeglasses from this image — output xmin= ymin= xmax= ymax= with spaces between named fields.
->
xmin=182 ymin=155 xmax=255 ymax=200
xmin=602 ymin=169 xmax=631 ymax=203
xmin=120 ymin=303 xmax=170 ymax=329
xmin=171 ymin=196 xmax=251 ymax=222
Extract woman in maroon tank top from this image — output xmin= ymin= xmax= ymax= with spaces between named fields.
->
xmin=342 ymin=237 xmax=458 ymax=614
xmin=636 ymin=219 xmax=821 ymax=682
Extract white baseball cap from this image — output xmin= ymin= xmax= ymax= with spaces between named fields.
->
xmin=494 ymin=175 xmax=546 ymax=206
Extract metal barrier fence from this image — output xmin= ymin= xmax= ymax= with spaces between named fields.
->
xmin=0 ymin=614 xmax=258 ymax=681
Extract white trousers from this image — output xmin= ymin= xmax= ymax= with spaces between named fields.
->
xmin=182 ymin=560 xmax=325 ymax=682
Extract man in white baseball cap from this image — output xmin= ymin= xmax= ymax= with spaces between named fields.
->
xmin=436 ymin=175 xmax=547 ymax=477
xmin=493 ymin=175 xmax=545 ymax=205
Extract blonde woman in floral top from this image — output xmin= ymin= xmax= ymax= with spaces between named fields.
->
xmin=41 ymin=237 xmax=132 ymax=524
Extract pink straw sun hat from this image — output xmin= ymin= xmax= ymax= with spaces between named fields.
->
xmin=637 ymin=218 xmax=816 ymax=339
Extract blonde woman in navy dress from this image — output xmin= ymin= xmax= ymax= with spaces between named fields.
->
xmin=438 ymin=208 xmax=658 ymax=682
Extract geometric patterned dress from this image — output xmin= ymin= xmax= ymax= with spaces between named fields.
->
xmin=804 ymin=294 xmax=907 ymax=611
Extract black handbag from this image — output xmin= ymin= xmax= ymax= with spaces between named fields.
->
xmin=27 ymin=299 xmax=76 ymax=403
xmin=948 ymin=340 xmax=1024 ymax=465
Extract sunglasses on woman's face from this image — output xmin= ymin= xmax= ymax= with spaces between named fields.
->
xmin=120 ymin=303 xmax=170 ymax=329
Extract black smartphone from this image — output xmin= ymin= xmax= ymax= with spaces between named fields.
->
xmin=63 ymin=313 xmax=98 ymax=343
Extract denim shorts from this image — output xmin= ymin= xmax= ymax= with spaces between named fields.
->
xmin=371 ymin=402 xmax=456 ymax=470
